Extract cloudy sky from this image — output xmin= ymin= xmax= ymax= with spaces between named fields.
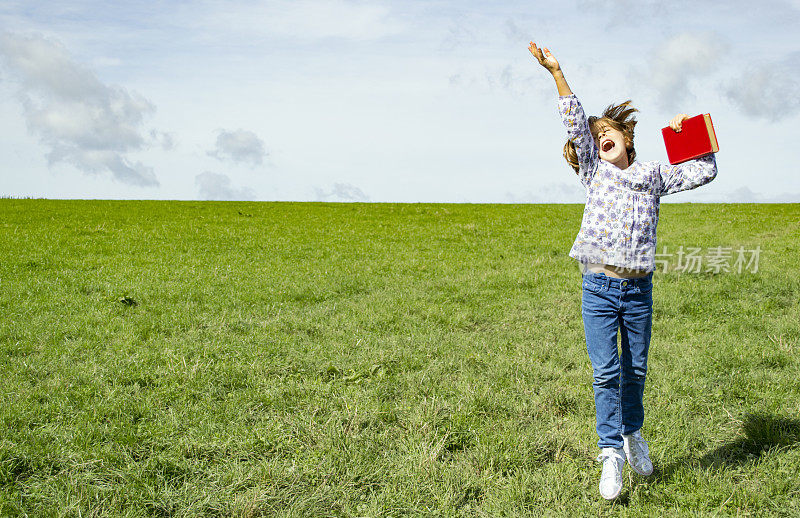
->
xmin=1 ymin=0 xmax=799 ymax=202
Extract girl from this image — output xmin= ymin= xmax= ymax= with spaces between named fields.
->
xmin=528 ymin=41 xmax=717 ymax=500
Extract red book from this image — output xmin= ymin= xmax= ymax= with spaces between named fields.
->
xmin=661 ymin=113 xmax=719 ymax=165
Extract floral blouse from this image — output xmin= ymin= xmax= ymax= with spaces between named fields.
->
xmin=558 ymin=94 xmax=717 ymax=273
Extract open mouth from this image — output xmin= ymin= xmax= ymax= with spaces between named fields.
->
xmin=601 ymin=140 xmax=615 ymax=153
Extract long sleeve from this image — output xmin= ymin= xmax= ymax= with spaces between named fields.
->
xmin=656 ymin=154 xmax=718 ymax=196
xmin=558 ymin=94 xmax=599 ymax=188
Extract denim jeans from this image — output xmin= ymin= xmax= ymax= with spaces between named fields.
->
xmin=581 ymin=271 xmax=653 ymax=449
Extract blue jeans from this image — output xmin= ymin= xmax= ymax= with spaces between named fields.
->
xmin=581 ymin=271 xmax=653 ymax=449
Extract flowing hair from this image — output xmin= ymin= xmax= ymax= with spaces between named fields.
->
xmin=563 ymin=100 xmax=638 ymax=173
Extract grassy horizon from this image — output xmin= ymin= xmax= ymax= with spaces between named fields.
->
xmin=1 ymin=200 xmax=799 ymax=516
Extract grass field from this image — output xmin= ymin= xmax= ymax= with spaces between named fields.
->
xmin=1 ymin=200 xmax=799 ymax=516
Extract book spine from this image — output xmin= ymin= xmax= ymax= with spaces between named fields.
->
xmin=703 ymin=114 xmax=719 ymax=152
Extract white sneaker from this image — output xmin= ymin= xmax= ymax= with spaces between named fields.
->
xmin=596 ymin=447 xmax=625 ymax=500
xmin=623 ymin=430 xmax=653 ymax=476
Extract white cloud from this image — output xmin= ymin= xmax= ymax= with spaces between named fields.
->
xmin=150 ymin=129 xmax=176 ymax=151
xmin=486 ymin=63 xmax=542 ymax=97
xmin=661 ymin=185 xmax=800 ymax=203
xmin=503 ymin=18 xmax=530 ymax=44
xmin=313 ymin=182 xmax=369 ymax=202
xmin=195 ymin=172 xmax=256 ymax=200
xmin=439 ymin=14 xmax=479 ymax=51
xmin=191 ymin=0 xmax=403 ymax=43
xmin=208 ymin=129 xmax=267 ymax=166
xmin=0 ymin=31 xmax=159 ymax=186
xmin=724 ymin=52 xmax=800 ymax=121
xmin=640 ymin=32 xmax=727 ymax=111
xmin=447 ymin=62 xmax=548 ymax=98
xmin=724 ymin=186 xmax=800 ymax=203
xmin=504 ymin=182 xmax=586 ymax=204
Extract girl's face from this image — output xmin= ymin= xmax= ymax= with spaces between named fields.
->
xmin=595 ymin=123 xmax=630 ymax=169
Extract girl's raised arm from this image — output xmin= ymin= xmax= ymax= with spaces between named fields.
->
xmin=529 ymin=41 xmax=598 ymax=186
xmin=528 ymin=42 xmax=572 ymax=96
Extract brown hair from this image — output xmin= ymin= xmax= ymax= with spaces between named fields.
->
xmin=563 ymin=100 xmax=638 ymax=173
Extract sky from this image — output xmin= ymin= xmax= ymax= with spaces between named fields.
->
xmin=1 ymin=0 xmax=799 ymax=203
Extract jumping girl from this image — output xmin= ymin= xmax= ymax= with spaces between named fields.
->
xmin=528 ymin=41 xmax=718 ymax=500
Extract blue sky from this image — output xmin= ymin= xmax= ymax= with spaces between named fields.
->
xmin=1 ymin=0 xmax=799 ymax=202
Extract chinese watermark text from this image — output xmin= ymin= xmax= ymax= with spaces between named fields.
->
xmin=655 ymin=245 xmax=760 ymax=273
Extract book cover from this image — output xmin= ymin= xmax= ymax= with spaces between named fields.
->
xmin=661 ymin=113 xmax=719 ymax=165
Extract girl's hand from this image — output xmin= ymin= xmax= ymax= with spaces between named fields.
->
xmin=669 ymin=114 xmax=689 ymax=132
xmin=529 ymin=41 xmax=560 ymax=74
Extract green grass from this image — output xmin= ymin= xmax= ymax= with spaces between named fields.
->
xmin=1 ymin=200 xmax=799 ymax=516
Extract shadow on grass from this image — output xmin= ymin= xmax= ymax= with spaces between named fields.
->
xmin=649 ymin=413 xmax=800 ymax=485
